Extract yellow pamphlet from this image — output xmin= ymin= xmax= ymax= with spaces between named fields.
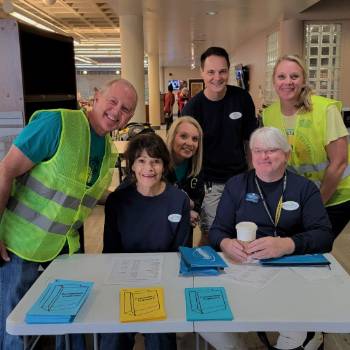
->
xmin=119 ymin=287 xmax=166 ymax=323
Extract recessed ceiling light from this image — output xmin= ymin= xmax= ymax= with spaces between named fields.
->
xmin=206 ymin=11 xmax=217 ymax=16
xmin=83 ymin=70 xmax=88 ymax=75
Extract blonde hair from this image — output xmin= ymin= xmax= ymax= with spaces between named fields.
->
xmin=273 ymin=54 xmax=313 ymax=113
xmin=166 ymin=116 xmax=203 ymax=177
xmin=249 ymin=127 xmax=291 ymax=153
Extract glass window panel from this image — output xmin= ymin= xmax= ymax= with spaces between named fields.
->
xmin=320 ymin=69 xmax=328 ymax=79
xmin=321 ymin=58 xmax=329 ymax=65
xmin=311 ymin=35 xmax=318 ymax=44
xmin=309 ymin=58 xmax=318 ymax=67
xmin=309 ymin=70 xmax=317 ymax=79
xmin=305 ymin=23 xmax=341 ymax=99
xmin=322 ymin=35 xmax=330 ymax=44
xmin=320 ymin=81 xmax=328 ymax=89
xmin=310 ymin=47 xmax=318 ymax=55
xmin=321 ymin=47 xmax=329 ymax=55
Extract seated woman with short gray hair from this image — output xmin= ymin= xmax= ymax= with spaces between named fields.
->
xmin=202 ymin=127 xmax=334 ymax=350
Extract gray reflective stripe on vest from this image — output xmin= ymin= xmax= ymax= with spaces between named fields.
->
xmin=81 ymin=195 xmax=98 ymax=209
xmin=292 ymin=162 xmax=328 ymax=174
xmin=72 ymin=220 xmax=84 ymax=230
xmin=289 ymin=163 xmax=350 ymax=189
xmin=7 ymin=198 xmax=70 ymax=235
xmin=17 ymin=174 xmax=80 ymax=210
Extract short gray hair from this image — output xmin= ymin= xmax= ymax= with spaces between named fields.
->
xmin=249 ymin=127 xmax=291 ymax=153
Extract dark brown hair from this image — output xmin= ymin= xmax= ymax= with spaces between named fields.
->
xmin=125 ymin=133 xmax=171 ymax=181
xmin=200 ymin=47 xmax=230 ymax=69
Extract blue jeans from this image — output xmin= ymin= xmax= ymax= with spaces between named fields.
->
xmin=99 ymin=333 xmax=177 ymax=350
xmin=0 ymin=252 xmax=86 ymax=350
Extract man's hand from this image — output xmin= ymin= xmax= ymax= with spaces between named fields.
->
xmin=246 ymin=236 xmax=295 ymax=260
xmin=0 ymin=240 xmax=10 ymax=264
xmin=220 ymin=238 xmax=249 ymax=263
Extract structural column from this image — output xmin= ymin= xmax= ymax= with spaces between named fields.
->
xmin=144 ymin=0 xmax=161 ymax=126
xmin=119 ymin=0 xmax=145 ymax=123
xmin=279 ymin=19 xmax=303 ymax=57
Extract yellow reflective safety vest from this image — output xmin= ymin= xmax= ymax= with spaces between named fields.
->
xmin=263 ymin=95 xmax=350 ymax=207
xmin=0 ymin=109 xmax=117 ymax=262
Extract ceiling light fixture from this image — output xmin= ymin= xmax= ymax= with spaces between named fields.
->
xmin=206 ymin=11 xmax=217 ymax=16
xmin=2 ymin=0 xmax=14 ymax=14
xmin=10 ymin=12 xmax=55 ymax=32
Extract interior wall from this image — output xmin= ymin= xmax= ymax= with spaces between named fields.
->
xmin=76 ymin=73 xmax=118 ymax=100
xmin=162 ymin=66 xmax=201 ymax=93
xmin=230 ymin=28 xmax=269 ymax=111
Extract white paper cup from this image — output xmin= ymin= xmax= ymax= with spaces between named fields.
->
xmin=235 ymin=221 xmax=257 ymax=242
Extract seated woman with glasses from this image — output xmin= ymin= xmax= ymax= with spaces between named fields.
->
xmin=100 ymin=133 xmax=190 ymax=350
xmin=202 ymin=127 xmax=334 ymax=350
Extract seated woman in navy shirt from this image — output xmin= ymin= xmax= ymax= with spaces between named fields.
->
xmin=203 ymin=127 xmax=333 ymax=350
xmin=101 ymin=133 xmax=190 ymax=350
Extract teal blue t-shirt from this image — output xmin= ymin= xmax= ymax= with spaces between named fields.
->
xmin=14 ymin=110 xmax=105 ymax=186
xmin=174 ymin=159 xmax=189 ymax=182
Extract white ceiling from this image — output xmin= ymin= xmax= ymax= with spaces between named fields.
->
xmin=0 ymin=0 xmax=321 ymax=70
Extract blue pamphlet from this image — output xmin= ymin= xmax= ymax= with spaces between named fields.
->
xmin=179 ymin=246 xmax=228 ymax=276
xmin=185 ymin=287 xmax=233 ymax=321
xmin=260 ymin=254 xmax=330 ymax=266
xmin=25 ymin=279 xmax=94 ymax=324
xmin=179 ymin=258 xmax=222 ymax=276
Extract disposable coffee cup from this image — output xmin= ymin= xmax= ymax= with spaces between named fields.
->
xmin=235 ymin=221 xmax=257 ymax=243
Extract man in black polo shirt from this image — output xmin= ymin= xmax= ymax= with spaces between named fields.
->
xmin=182 ymin=46 xmax=257 ymax=244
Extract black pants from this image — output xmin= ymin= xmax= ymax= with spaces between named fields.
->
xmin=164 ymin=113 xmax=173 ymax=131
xmin=326 ymin=199 xmax=350 ymax=238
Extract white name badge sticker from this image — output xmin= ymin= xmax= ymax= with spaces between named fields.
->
xmin=282 ymin=201 xmax=299 ymax=211
xmin=168 ymin=214 xmax=182 ymax=223
xmin=229 ymin=112 xmax=242 ymax=120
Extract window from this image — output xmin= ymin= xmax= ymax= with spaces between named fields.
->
xmin=305 ymin=23 xmax=341 ymax=99
xmin=264 ymin=31 xmax=279 ymax=105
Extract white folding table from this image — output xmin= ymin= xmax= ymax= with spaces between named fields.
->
xmin=6 ymin=253 xmax=194 ymax=349
xmin=193 ymin=254 xmax=350 ymax=333
xmin=7 ymin=252 xmax=350 ymax=350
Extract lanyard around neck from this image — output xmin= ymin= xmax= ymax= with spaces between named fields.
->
xmin=254 ymin=172 xmax=287 ymax=236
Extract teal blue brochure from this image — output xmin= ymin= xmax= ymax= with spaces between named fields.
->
xmin=260 ymin=254 xmax=330 ymax=266
xmin=179 ymin=246 xmax=228 ymax=269
xmin=185 ymin=287 xmax=233 ymax=321
xmin=25 ymin=279 xmax=94 ymax=324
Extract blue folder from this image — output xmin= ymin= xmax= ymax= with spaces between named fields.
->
xmin=260 ymin=254 xmax=330 ymax=266
xmin=179 ymin=246 xmax=228 ymax=276
xmin=185 ymin=287 xmax=233 ymax=321
xmin=25 ymin=279 xmax=94 ymax=324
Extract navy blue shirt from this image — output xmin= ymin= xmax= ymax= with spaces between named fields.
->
xmin=182 ymin=85 xmax=257 ymax=183
xmin=209 ymin=170 xmax=334 ymax=255
xmin=103 ymin=183 xmax=190 ymax=253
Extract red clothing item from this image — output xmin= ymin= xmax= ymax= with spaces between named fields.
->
xmin=164 ymin=92 xmax=175 ymax=113
xmin=177 ymin=91 xmax=189 ymax=113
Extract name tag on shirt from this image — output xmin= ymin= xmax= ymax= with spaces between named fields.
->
xmin=245 ymin=193 xmax=260 ymax=203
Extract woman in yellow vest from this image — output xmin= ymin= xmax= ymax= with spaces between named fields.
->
xmin=263 ymin=54 xmax=350 ymax=237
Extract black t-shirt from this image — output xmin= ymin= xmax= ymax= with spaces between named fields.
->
xmin=182 ymin=85 xmax=257 ymax=183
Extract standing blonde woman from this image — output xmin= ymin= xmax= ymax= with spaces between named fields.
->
xmin=167 ymin=116 xmax=205 ymax=246
xmin=263 ymin=54 xmax=350 ymax=237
